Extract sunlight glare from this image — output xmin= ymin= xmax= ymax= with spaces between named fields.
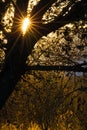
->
xmin=22 ymin=17 xmax=31 ymax=35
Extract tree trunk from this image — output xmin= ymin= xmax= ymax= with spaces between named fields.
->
xmin=0 ymin=33 xmax=38 ymax=109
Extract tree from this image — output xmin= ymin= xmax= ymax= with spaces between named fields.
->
xmin=0 ymin=0 xmax=87 ymax=109
xmin=0 ymin=70 xmax=86 ymax=130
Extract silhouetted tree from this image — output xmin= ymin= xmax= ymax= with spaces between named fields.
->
xmin=0 ymin=0 xmax=87 ymax=109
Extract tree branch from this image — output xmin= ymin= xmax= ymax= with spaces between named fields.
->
xmin=65 ymin=87 xmax=87 ymax=99
xmin=41 ymin=0 xmax=87 ymax=36
xmin=30 ymin=0 xmax=57 ymax=21
xmin=15 ymin=0 xmax=29 ymax=16
xmin=25 ymin=64 xmax=87 ymax=72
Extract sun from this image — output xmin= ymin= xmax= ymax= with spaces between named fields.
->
xmin=22 ymin=17 xmax=31 ymax=35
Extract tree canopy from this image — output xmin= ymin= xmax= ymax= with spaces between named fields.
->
xmin=0 ymin=0 xmax=87 ymax=129
xmin=0 ymin=0 xmax=87 ymax=110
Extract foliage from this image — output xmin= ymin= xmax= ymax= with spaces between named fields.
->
xmin=0 ymin=0 xmax=87 ymax=129
xmin=0 ymin=71 xmax=87 ymax=130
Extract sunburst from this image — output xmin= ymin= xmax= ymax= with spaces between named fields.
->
xmin=21 ymin=17 xmax=31 ymax=35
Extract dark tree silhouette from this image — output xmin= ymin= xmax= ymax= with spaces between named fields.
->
xmin=0 ymin=0 xmax=87 ymax=109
